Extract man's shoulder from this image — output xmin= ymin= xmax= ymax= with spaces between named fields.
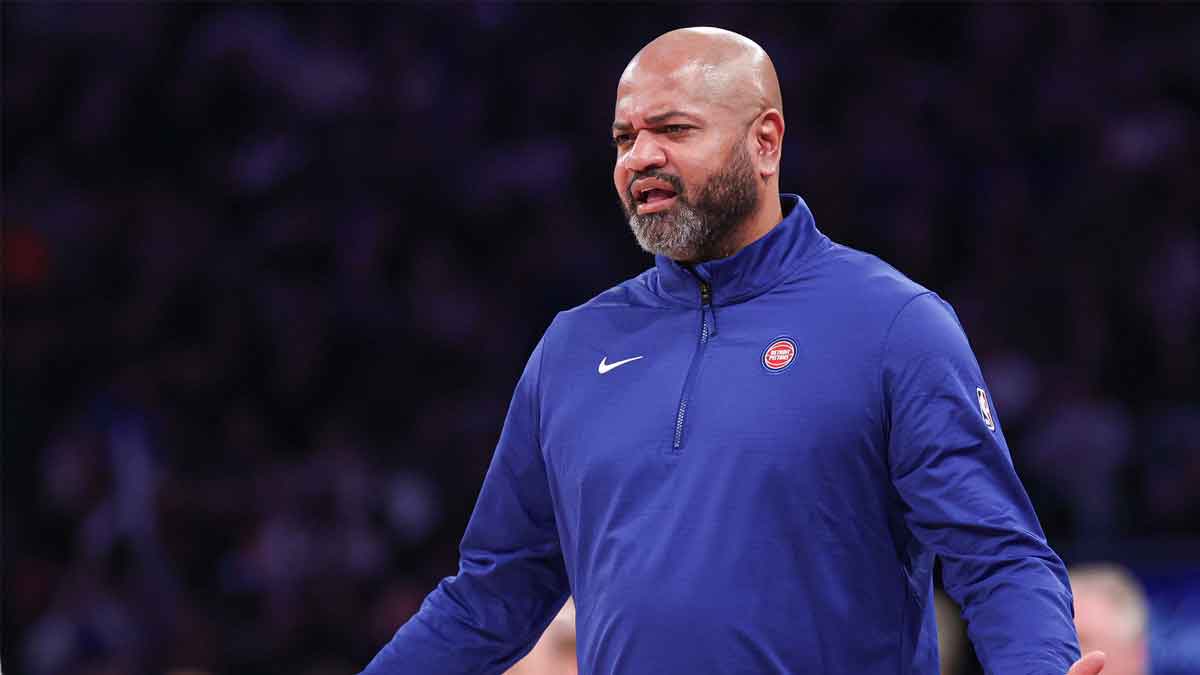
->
xmin=539 ymin=267 xmax=671 ymax=347
xmin=535 ymin=267 xmax=668 ymax=363
xmin=806 ymin=241 xmax=935 ymax=313
xmin=558 ymin=267 xmax=669 ymax=317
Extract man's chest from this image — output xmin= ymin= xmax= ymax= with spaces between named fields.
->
xmin=539 ymin=301 xmax=886 ymax=490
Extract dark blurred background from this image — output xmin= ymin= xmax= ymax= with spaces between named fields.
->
xmin=3 ymin=4 xmax=1198 ymax=675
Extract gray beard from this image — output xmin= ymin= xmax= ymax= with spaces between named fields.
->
xmin=627 ymin=199 xmax=710 ymax=262
xmin=624 ymin=143 xmax=759 ymax=262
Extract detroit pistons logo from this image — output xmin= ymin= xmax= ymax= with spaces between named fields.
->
xmin=761 ymin=337 xmax=797 ymax=373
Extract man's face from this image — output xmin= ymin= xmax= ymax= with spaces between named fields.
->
xmin=612 ymin=63 xmax=760 ymax=262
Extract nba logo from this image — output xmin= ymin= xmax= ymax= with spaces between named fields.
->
xmin=761 ymin=337 xmax=797 ymax=373
xmin=976 ymin=387 xmax=995 ymax=432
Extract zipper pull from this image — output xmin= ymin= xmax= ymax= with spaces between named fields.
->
xmin=698 ymin=281 xmax=717 ymax=338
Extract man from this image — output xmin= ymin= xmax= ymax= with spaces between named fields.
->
xmin=361 ymin=27 xmax=1105 ymax=674
xmin=1070 ymin=565 xmax=1150 ymax=675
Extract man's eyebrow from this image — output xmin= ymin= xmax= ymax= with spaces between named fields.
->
xmin=612 ymin=111 xmax=697 ymax=131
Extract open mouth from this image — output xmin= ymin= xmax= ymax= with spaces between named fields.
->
xmin=632 ymin=179 xmax=680 ymax=214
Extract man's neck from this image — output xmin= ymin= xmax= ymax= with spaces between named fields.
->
xmin=692 ymin=191 xmax=785 ymax=263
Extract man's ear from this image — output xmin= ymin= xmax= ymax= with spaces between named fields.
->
xmin=753 ymin=109 xmax=784 ymax=179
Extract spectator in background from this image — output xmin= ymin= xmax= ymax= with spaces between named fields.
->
xmin=506 ymin=598 xmax=577 ymax=675
xmin=1070 ymin=565 xmax=1150 ymax=675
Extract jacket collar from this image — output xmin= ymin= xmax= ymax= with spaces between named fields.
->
xmin=651 ymin=193 xmax=830 ymax=307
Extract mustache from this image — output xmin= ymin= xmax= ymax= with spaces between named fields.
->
xmin=627 ymin=170 xmax=684 ymax=205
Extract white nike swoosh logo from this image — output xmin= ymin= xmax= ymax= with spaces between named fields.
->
xmin=598 ymin=355 xmax=644 ymax=374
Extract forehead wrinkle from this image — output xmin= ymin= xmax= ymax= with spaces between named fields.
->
xmin=617 ymin=60 xmax=742 ymax=118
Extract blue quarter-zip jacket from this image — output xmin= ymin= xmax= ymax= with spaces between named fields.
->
xmin=362 ymin=195 xmax=1080 ymax=675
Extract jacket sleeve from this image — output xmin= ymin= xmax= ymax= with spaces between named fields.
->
xmin=882 ymin=293 xmax=1079 ymax=675
xmin=360 ymin=334 xmax=570 ymax=674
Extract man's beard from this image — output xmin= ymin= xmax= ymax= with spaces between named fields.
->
xmin=622 ymin=142 xmax=759 ymax=262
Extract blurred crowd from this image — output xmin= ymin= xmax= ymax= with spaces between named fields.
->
xmin=3 ymin=4 xmax=1198 ymax=675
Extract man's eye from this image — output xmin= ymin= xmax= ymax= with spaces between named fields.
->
xmin=663 ymin=125 xmax=689 ymax=134
xmin=612 ymin=133 xmax=633 ymax=148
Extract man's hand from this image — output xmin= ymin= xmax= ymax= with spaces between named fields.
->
xmin=1066 ymin=651 xmax=1106 ymax=675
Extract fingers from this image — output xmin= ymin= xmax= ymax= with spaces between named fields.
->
xmin=1066 ymin=650 xmax=1106 ymax=675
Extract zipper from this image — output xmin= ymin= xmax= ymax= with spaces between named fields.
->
xmin=671 ymin=279 xmax=715 ymax=451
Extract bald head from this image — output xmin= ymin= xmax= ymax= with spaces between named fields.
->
xmin=612 ymin=27 xmax=786 ymax=262
xmin=619 ymin=27 xmax=782 ymax=117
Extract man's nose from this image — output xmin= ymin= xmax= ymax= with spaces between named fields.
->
xmin=620 ymin=132 xmax=666 ymax=173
